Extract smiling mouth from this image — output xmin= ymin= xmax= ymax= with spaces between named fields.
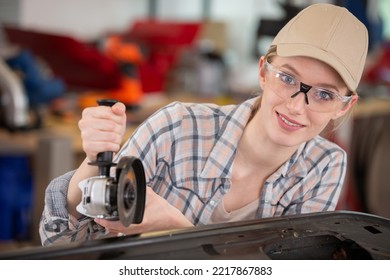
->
xmin=277 ymin=112 xmax=305 ymax=127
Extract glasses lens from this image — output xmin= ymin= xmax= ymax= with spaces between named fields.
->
xmin=308 ymin=89 xmax=341 ymax=112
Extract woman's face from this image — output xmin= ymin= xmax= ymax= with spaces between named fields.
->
xmin=256 ymin=55 xmax=357 ymax=148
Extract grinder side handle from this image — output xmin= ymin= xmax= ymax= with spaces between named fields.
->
xmin=90 ymin=99 xmax=119 ymax=177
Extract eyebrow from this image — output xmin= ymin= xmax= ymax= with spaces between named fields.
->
xmin=278 ymin=63 xmax=342 ymax=93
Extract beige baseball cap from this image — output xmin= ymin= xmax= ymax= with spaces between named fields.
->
xmin=271 ymin=3 xmax=368 ymax=91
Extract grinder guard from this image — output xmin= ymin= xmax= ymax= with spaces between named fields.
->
xmin=117 ymin=156 xmax=146 ymax=226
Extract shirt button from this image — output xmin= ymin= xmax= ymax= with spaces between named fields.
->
xmin=210 ymin=200 xmax=216 ymax=206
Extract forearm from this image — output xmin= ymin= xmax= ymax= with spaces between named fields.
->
xmin=67 ymin=157 xmax=99 ymax=219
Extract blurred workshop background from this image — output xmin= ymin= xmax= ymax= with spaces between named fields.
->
xmin=0 ymin=0 xmax=389 ymax=251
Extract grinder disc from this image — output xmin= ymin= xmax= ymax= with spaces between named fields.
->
xmin=116 ymin=156 xmax=146 ymax=227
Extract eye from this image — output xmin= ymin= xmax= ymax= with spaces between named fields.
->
xmin=313 ymin=89 xmax=336 ymax=102
xmin=276 ymin=72 xmax=296 ymax=86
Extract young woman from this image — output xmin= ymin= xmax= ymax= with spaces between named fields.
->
xmin=39 ymin=3 xmax=368 ymax=245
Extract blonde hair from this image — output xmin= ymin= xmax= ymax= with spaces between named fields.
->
xmin=248 ymin=46 xmax=276 ymax=121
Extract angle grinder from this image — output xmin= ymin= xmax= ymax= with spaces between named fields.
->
xmin=76 ymin=99 xmax=146 ymax=227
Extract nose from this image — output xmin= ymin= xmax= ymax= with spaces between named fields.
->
xmin=285 ymin=91 xmax=307 ymax=113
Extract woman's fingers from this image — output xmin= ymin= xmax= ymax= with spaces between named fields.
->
xmin=78 ymin=102 xmax=127 ymax=160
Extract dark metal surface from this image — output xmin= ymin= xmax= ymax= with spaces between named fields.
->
xmin=1 ymin=211 xmax=389 ymax=260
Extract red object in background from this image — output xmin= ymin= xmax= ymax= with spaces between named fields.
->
xmin=362 ymin=42 xmax=390 ymax=86
xmin=124 ymin=20 xmax=202 ymax=93
xmin=3 ymin=25 xmax=122 ymax=91
xmin=128 ymin=20 xmax=201 ymax=47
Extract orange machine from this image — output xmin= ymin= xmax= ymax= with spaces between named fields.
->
xmin=102 ymin=35 xmax=143 ymax=108
xmin=80 ymin=35 xmax=144 ymax=109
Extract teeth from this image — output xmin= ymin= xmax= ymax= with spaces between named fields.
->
xmin=280 ymin=115 xmax=301 ymax=127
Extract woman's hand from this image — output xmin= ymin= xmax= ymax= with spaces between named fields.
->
xmin=78 ymin=102 xmax=127 ymax=162
xmin=95 ymin=187 xmax=194 ymax=236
